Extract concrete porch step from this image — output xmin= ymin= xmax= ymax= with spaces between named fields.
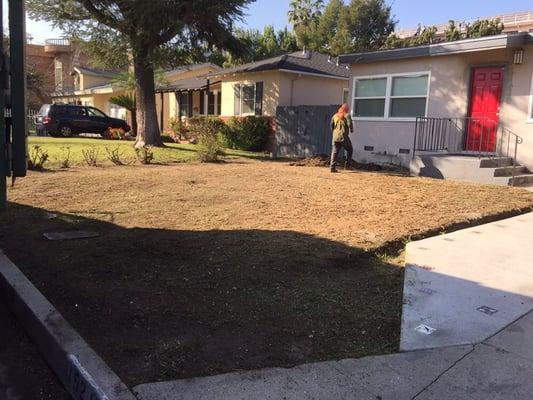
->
xmin=493 ymin=165 xmax=529 ymax=177
xmin=479 ymin=157 xmax=514 ymax=168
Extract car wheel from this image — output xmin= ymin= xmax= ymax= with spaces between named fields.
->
xmin=58 ymin=124 xmax=73 ymax=137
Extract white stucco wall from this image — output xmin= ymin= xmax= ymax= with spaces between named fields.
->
xmin=346 ymin=47 xmax=533 ymax=169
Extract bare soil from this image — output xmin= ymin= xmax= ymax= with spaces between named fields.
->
xmin=2 ymin=159 xmax=532 ymax=387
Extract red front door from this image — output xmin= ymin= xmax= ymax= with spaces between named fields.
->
xmin=465 ymin=67 xmax=504 ymax=152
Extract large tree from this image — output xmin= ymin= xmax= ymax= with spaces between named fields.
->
xmin=28 ymin=0 xmax=252 ymax=147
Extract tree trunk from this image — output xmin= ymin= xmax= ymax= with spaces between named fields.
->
xmin=133 ymin=55 xmax=162 ymax=147
xmin=130 ymin=109 xmax=138 ymax=136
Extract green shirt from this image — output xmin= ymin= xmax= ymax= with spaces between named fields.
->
xmin=331 ymin=114 xmax=353 ymax=142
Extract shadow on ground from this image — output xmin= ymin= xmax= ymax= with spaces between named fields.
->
xmin=0 ymin=203 xmax=403 ymax=387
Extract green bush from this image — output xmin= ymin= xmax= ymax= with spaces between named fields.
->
xmin=197 ymin=131 xmax=224 ymax=162
xmin=221 ymin=116 xmax=271 ymax=152
xmin=186 ymin=116 xmax=226 ymax=144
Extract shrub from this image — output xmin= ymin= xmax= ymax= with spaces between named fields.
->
xmin=103 ymin=127 xmax=128 ymax=140
xmin=28 ymin=145 xmax=49 ymax=171
xmin=168 ymin=116 xmax=188 ymax=142
xmin=221 ymin=116 xmax=271 ymax=152
xmin=82 ymin=146 xmax=99 ymax=167
xmin=197 ymin=131 xmax=224 ymax=163
xmin=135 ymin=146 xmax=154 ymax=164
xmin=186 ymin=116 xmax=225 ymax=144
xmin=105 ymin=146 xmax=129 ymax=165
xmin=57 ymin=146 xmax=71 ymax=169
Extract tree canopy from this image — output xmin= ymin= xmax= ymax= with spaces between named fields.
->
xmin=288 ymin=0 xmax=396 ymax=56
xmin=27 ymin=0 xmax=253 ymax=147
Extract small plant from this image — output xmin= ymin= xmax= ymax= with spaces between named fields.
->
xmin=105 ymin=146 xmax=128 ymax=165
xmin=197 ymin=131 xmax=224 ymax=163
xmin=28 ymin=145 xmax=49 ymax=171
xmin=57 ymin=146 xmax=71 ymax=169
xmin=82 ymin=146 xmax=99 ymax=167
xmin=168 ymin=116 xmax=188 ymax=142
xmin=135 ymin=146 xmax=154 ymax=164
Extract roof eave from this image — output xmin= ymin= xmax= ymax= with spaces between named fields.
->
xmin=339 ymin=33 xmax=531 ymax=65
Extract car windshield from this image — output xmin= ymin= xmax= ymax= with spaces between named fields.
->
xmin=86 ymin=107 xmax=106 ymax=118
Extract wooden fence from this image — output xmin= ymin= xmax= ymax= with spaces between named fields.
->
xmin=275 ymin=105 xmax=338 ymax=157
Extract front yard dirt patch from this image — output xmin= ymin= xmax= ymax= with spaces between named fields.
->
xmin=2 ymin=160 xmax=533 ymax=387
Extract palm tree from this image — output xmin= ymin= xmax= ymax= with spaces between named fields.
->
xmin=109 ymin=93 xmax=137 ymax=136
xmin=288 ymin=0 xmax=324 ymax=51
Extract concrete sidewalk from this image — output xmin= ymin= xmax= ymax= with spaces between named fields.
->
xmin=134 ymin=311 xmax=533 ymax=400
xmin=134 ymin=212 xmax=533 ymax=400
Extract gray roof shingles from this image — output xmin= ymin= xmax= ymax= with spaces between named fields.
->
xmin=208 ymin=51 xmax=349 ymax=79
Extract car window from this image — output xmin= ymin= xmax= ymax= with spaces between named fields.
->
xmin=39 ymin=104 xmax=51 ymax=115
xmin=87 ymin=107 xmax=106 ymax=118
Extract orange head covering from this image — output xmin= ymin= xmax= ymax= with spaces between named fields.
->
xmin=336 ymin=104 xmax=347 ymax=120
xmin=341 ymin=103 xmax=349 ymax=113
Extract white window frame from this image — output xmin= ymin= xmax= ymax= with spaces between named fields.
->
xmin=351 ymin=71 xmax=431 ymax=122
xmin=527 ymin=72 xmax=533 ymax=123
xmin=235 ymin=83 xmax=256 ymax=116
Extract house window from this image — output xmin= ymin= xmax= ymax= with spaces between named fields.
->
xmin=178 ymin=92 xmax=191 ymax=118
xmin=342 ymin=88 xmax=350 ymax=105
xmin=233 ymin=82 xmax=263 ymax=116
xmin=528 ymin=72 xmax=533 ymax=122
xmin=390 ymin=75 xmax=429 ymax=118
xmin=55 ymin=59 xmax=63 ymax=91
xmin=207 ymin=91 xmax=216 ymax=115
xmin=352 ymin=72 xmax=430 ymax=119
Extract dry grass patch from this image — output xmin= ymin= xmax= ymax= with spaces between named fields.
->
xmin=2 ymin=160 xmax=532 ymax=386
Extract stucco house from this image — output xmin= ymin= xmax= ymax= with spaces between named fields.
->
xmin=157 ymin=51 xmax=350 ymax=121
xmin=52 ymin=63 xmax=220 ymax=129
xmin=338 ymin=32 xmax=533 ymax=186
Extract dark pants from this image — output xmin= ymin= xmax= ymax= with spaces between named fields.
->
xmin=330 ymin=138 xmax=353 ymax=171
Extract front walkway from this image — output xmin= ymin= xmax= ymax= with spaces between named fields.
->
xmin=134 ymin=213 xmax=533 ymax=400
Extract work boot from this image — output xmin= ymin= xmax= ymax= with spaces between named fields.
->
xmin=330 ymin=168 xmax=338 ymax=173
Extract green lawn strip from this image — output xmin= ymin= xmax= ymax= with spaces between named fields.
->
xmin=28 ymin=136 xmax=266 ymax=168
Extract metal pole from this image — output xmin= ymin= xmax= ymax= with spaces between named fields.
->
xmin=512 ymin=136 xmax=518 ymax=187
xmin=0 ymin=1 xmax=6 ymax=211
xmin=9 ymin=0 xmax=27 ymax=178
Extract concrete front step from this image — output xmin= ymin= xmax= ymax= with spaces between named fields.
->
xmin=410 ymin=154 xmax=533 ymax=186
xmin=479 ymin=157 xmax=514 ymax=168
xmin=493 ymin=165 xmax=529 ymax=177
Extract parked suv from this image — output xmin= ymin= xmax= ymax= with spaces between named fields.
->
xmin=35 ymin=104 xmax=130 ymax=137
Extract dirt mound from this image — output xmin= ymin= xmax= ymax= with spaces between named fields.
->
xmin=289 ymin=155 xmax=396 ymax=171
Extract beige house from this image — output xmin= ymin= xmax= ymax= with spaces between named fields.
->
xmin=52 ymin=63 xmax=220 ymax=130
xmin=158 ymin=51 xmax=349 ymax=120
xmin=338 ymin=32 xmax=533 ymax=186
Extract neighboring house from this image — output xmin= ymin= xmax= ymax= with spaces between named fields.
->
xmin=158 ymin=51 xmax=349 ymax=120
xmin=52 ymin=63 xmax=220 ymax=130
xmin=396 ymin=10 xmax=533 ymax=39
xmin=338 ymin=32 xmax=533 ymax=186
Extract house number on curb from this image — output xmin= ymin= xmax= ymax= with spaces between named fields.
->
xmin=415 ymin=324 xmax=436 ymax=335
xmin=477 ymin=306 xmax=498 ymax=316
xmin=67 ymin=354 xmax=109 ymax=400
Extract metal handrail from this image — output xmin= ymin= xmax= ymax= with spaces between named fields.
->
xmin=44 ymin=38 xmax=70 ymax=46
xmin=498 ymin=125 xmax=523 ymax=186
xmin=413 ymin=117 xmax=524 ymax=186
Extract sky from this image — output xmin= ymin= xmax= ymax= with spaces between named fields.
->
xmin=14 ymin=0 xmax=533 ymax=44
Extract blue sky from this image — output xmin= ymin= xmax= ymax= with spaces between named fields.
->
xmin=20 ymin=0 xmax=533 ymax=43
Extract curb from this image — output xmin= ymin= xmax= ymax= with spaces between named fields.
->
xmin=0 ymin=251 xmax=137 ymax=400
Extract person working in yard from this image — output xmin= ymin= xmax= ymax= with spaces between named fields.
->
xmin=330 ymin=103 xmax=354 ymax=173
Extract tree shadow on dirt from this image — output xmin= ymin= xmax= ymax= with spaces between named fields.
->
xmin=0 ymin=202 xmax=403 ymax=387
